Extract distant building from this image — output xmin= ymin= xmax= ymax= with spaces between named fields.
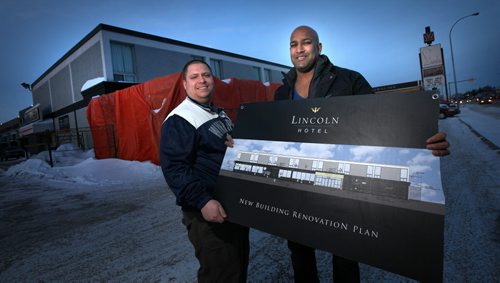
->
xmin=14 ymin=23 xmax=290 ymax=151
xmin=373 ymin=80 xmax=423 ymax=94
xmin=0 ymin=118 xmax=21 ymax=147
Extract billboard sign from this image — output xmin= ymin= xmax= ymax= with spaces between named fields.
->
xmin=420 ymin=44 xmax=443 ymax=69
xmin=20 ymin=104 xmax=41 ymax=125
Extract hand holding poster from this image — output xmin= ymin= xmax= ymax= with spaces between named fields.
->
xmin=215 ymin=91 xmax=444 ymax=282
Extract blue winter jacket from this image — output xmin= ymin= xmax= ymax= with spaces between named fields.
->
xmin=160 ymin=97 xmax=232 ymax=211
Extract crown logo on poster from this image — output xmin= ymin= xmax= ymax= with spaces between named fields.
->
xmin=311 ymin=107 xmax=320 ymax=113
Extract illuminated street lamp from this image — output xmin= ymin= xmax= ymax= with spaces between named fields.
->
xmin=449 ymin=12 xmax=479 ymax=101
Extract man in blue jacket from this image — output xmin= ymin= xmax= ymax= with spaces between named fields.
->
xmin=160 ymin=59 xmax=249 ymax=282
xmin=275 ymin=25 xmax=449 ymax=283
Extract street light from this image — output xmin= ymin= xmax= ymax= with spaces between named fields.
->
xmin=449 ymin=12 xmax=479 ymax=102
xmin=20 ymin=82 xmax=32 ymax=91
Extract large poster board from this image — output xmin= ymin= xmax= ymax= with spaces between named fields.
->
xmin=215 ymin=91 xmax=444 ymax=282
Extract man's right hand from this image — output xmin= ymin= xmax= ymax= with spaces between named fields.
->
xmin=225 ymin=134 xmax=234 ymax=148
xmin=201 ymin=199 xmax=227 ymax=223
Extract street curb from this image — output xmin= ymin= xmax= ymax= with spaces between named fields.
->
xmin=458 ymin=118 xmax=499 ymax=154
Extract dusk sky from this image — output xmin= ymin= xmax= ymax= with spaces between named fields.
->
xmin=1 ymin=0 xmax=498 ymax=123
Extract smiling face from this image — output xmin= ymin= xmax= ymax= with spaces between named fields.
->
xmin=183 ymin=62 xmax=214 ymax=105
xmin=289 ymin=26 xmax=322 ymax=73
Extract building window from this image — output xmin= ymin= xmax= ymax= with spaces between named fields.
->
xmin=295 ymin=172 xmax=314 ymax=182
xmin=250 ymin=154 xmax=259 ymax=163
xmin=268 ymin=156 xmax=278 ymax=165
xmin=367 ymin=165 xmax=381 ymax=178
xmin=338 ymin=163 xmax=350 ymax=174
xmin=235 ymin=163 xmax=252 ymax=172
xmin=264 ymin=68 xmax=272 ymax=82
xmin=252 ymin=165 xmax=264 ymax=174
xmin=278 ymin=169 xmax=292 ymax=178
xmin=210 ymin=59 xmax=223 ymax=78
xmin=253 ymin=66 xmax=261 ymax=81
xmin=111 ymin=42 xmax=136 ymax=82
xmin=400 ymin=169 xmax=409 ymax=182
xmin=59 ymin=115 xmax=70 ymax=130
xmin=344 ymin=163 xmax=351 ymax=175
xmin=367 ymin=166 xmax=373 ymax=177
xmin=191 ymin=55 xmax=205 ymax=61
xmin=312 ymin=160 xmax=323 ymax=171
xmin=289 ymin=158 xmax=299 ymax=168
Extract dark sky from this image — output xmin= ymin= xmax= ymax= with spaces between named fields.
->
xmin=1 ymin=0 xmax=498 ymax=122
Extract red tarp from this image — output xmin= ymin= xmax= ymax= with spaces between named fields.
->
xmin=87 ymin=72 xmax=281 ymax=165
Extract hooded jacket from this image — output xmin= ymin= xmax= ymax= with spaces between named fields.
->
xmin=275 ymin=55 xmax=373 ymax=100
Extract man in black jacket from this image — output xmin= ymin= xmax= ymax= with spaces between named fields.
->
xmin=276 ymin=25 xmax=449 ymax=283
xmin=275 ymin=34 xmax=372 ymax=100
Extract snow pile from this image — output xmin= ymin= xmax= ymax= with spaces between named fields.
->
xmin=6 ymin=158 xmax=51 ymax=178
xmin=5 ymin=143 xmax=163 ymax=186
xmin=28 ymin=143 xmax=94 ymax=165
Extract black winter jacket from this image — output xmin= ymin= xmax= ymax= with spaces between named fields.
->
xmin=275 ymin=55 xmax=373 ymax=100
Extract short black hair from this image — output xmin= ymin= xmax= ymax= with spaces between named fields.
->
xmin=181 ymin=59 xmax=213 ymax=80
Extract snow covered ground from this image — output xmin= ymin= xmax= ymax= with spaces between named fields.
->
xmin=0 ymin=104 xmax=498 ymax=282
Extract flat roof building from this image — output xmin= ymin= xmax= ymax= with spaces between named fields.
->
xmin=22 ymin=23 xmax=290 ymax=137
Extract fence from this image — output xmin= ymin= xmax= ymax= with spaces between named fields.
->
xmin=21 ymin=125 xmax=116 ymax=166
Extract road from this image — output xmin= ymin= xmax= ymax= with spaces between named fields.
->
xmin=0 ymin=104 xmax=498 ymax=282
xmin=436 ymin=104 xmax=499 ymax=282
xmin=361 ymin=103 xmax=499 ymax=282
xmin=457 ymin=102 xmax=500 ymax=148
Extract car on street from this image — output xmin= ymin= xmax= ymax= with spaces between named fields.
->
xmin=479 ymin=96 xmax=493 ymax=104
xmin=439 ymin=102 xmax=460 ymax=119
xmin=0 ymin=146 xmax=26 ymax=161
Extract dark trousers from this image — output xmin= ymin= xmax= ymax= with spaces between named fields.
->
xmin=288 ymin=240 xmax=360 ymax=283
xmin=182 ymin=211 xmax=250 ymax=283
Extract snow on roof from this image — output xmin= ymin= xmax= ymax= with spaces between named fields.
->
xmin=81 ymin=77 xmax=106 ymax=92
